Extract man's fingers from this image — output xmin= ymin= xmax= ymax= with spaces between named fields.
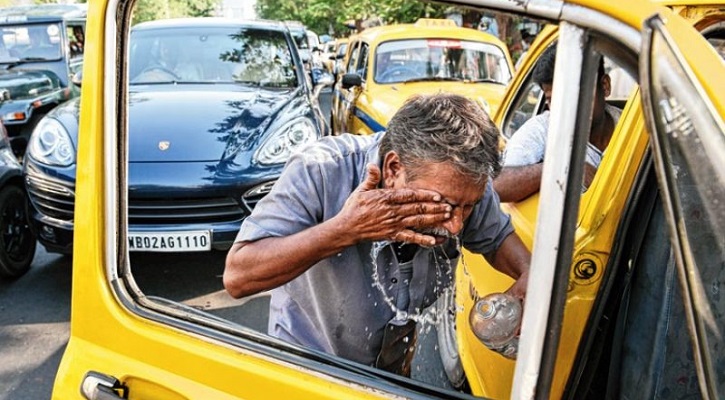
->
xmin=396 ymin=202 xmax=451 ymax=217
xmin=387 ymin=188 xmax=442 ymax=204
xmin=392 ymin=230 xmax=438 ymax=247
xmin=356 ymin=164 xmax=382 ymax=192
xmin=399 ymin=212 xmax=450 ymax=228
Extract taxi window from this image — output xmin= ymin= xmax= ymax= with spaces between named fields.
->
xmin=374 ymin=38 xmax=511 ymax=84
xmin=345 ymin=40 xmax=360 ymax=74
xmin=502 ymin=76 xmax=543 ymax=138
xmin=356 ymin=42 xmax=369 ymax=79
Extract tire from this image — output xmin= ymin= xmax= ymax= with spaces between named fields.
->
xmin=0 ymin=185 xmax=36 ymax=279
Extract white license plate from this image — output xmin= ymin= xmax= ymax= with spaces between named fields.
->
xmin=128 ymin=231 xmax=211 ymax=252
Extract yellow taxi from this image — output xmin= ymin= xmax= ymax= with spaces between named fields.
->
xmin=331 ymin=18 xmax=514 ymax=135
xmin=322 ymin=37 xmax=349 ymax=75
xmin=444 ymin=2 xmax=725 ymax=399
xmin=53 ymin=0 xmax=723 ymax=399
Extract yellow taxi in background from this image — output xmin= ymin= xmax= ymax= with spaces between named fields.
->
xmin=331 ymin=18 xmax=513 ymax=135
xmin=441 ymin=2 xmax=725 ymax=399
xmin=53 ymin=0 xmax=723 ymax=399
xmin=323 ymin=37 xmax=349 ymax=75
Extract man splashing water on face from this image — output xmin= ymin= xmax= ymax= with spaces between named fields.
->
xmin=224 ymin=93 xmax=530 ymax=378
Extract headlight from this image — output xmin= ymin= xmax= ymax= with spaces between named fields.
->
xmin=28 ymin=117 xmax=75 ymax=167
xmin=254 ymin=118 xmax=317 ymax=165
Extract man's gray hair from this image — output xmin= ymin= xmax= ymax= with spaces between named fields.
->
xmin=380 ymin=93 xmax=501 ymax=185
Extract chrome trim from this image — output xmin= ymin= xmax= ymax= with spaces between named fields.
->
xmin=104 ymin=0 xmax=119 ymax=281
xmin=512 ymin=21 xmax=588 ymax=400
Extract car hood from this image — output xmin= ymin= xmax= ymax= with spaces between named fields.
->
xmin=128 ymin=85 xmax=304 ymax=163
xmin=0 ymin=69 xmax=60 ymax=101
xmin=364 ymin=82 xmax=507 ymax=128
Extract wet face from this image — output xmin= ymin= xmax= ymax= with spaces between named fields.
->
xmin=383 ymin=152 xmax=486 ymax=244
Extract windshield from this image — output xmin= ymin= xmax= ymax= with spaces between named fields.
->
xmin=290 ymin=29 xmax=309 ymax=50
xmin=0 ymin=23 xmax=62 ymax=63
xmin=374 ymin=38 xmax=511 ymax=84
xmin=129 ymin=26 xmax=299 ymax=88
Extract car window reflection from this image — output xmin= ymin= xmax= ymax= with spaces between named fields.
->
xmin=129 ymin=27 xmax=298 ymax=87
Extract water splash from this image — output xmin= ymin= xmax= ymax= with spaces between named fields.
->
xmin=369 ymin=238 xmax=464 ymax=326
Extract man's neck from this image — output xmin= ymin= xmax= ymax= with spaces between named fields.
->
xmin=590 ymin=108 xmax=614 ymax=152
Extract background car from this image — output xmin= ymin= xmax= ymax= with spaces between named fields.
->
xmin=0 ymin=120 xmax=35 ymax=279
xmin=331 ymin=18 xmax=513 ymax=136
xmin=23 ymin=18 xmax=331 ymax=255
xmin=327 ymin=37 xmax=348 ymax=78
xmin=0 ymin=4 xmax=86 ymax=159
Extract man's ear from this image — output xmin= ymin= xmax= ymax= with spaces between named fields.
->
xmin=601 ymin=74 xmax=611 ymax=97
xmin=382 ymin=151 xmax=404 ymax=188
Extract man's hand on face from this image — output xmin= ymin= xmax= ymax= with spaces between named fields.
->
xmin=336 ymin=164 xmax=453 ymax=247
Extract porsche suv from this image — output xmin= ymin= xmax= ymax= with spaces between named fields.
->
xmin=23 ymin=18 xmax=332 ymax=254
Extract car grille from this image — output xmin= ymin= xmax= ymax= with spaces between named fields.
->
xmin=128 ymin=197 xmax=245 ymax=225
xmin=26 ymin=160 xmax=272 ymax=226
xmin=241 ymin=181 xmax=276 ymax=213
xmin=25 ymin=166 xmax=76 ymax=221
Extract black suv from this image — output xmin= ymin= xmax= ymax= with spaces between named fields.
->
xmin=0 ymin=4 xmax=86 ymax=158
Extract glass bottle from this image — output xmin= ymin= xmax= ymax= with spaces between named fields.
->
xmin=468 ymin=292 xmax=522 ymax=359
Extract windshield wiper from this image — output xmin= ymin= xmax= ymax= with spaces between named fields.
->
xmin=3 ymin=57 xmax=49 ymax=69
xmin=234 ymin=80 xmax=261 ymax=86
xmin=466 ymin=78 xmax=506 ymax=85
xmin=402 ymin=76 xmax=464 ymax=84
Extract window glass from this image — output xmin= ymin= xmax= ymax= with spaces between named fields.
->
xmin=67 ymin=24 xmax=84 ymax=58
xmin=374 ymin=39 xmax=511 ymax=84
xmin=0 ymin=23 xmax=62 ymax=61
xmin=502 ymin=78 xmax=543 ymax=138
xmin=356 ymin=42 xmax=369 ymax=79
xmin=647 ymin=21 xmax=725 ymax=394
xmin=129 ymin=27 xmax=297 ymax=87
xmin=345 ymin=41 xmax=360 ymax=72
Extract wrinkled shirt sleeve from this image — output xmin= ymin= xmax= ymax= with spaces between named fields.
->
xmin=462 ymin=180 xmax=514 ymax=260
xmin=502 ymin=112 xmax=550 ymax=167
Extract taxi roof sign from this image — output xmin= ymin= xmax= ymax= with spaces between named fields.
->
xmin=414 ymin=18 xmax=458 ymax=28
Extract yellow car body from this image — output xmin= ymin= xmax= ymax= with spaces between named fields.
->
xmin=454 ymin=3 xmax=725 ymax=399
xmin=53 ymin=0 xmax=724 ymax=399
xmin=331 ymin=18 xmax=514 ymax=135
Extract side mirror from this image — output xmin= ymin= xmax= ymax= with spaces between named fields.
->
xmin=341 ymin=73 xmax=362 ymax=89
xmin=71 ymin=70 xmax=82 ymax=87
xmin=311 ymin=68 xmax=335 ymax=99
xmin=311 ymin=68 xmax=334 ymax=87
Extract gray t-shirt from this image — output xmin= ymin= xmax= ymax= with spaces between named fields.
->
xmin=235 ymin=132 xmax=514 ymax=366
xmin=503 ymin=104 xmax=622 ymax=167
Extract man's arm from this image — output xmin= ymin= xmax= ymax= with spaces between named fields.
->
xmin=487 ymin=232 xmax=530 ymax=300
xmin=492 ymin=163 xmax=543 ymax=203
xmin=223 ymin=164 xmax=453 ymax=299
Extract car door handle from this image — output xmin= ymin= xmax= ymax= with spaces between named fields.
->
xmin=81 ymin=371 xmax=128 ymax=400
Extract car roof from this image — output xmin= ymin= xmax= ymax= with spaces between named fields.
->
xmin=0 ymin=4 xmax=87 ymax=23
xmin=132 ymin=17 xmax=289 ymax=32
xmin=353 ymin=19 xmax=508 ymax=49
